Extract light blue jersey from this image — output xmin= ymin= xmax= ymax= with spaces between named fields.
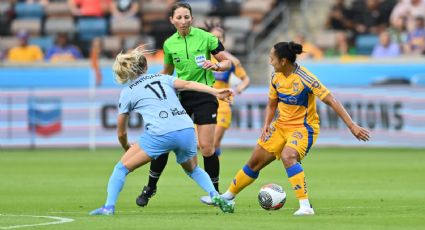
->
xmin=118 ymin=74 xmax=194 ymax=135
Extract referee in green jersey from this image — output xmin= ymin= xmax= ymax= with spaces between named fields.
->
xmin=136 ymin=2 xmax=232 ymax=207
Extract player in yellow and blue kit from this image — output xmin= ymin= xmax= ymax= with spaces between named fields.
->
xmin=215 ymin=41 xmax=370 ymax=215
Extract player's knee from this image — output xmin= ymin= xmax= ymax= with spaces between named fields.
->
xmin=281 ymin=153 xmax=298 ymax=168
xmin=199 ymin=143 xmax=215 ymax=156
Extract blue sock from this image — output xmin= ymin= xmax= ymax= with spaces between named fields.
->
xmin=105 ymin=161 xmax=130 ymax=207
xmin=214 ymin=148 xmax=222 ymax=157
xmin=186 ymin=166 xmax=218 ymax=197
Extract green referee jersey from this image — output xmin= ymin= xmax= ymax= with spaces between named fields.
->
xmin=163 ymin=27 xmax=220 ymax=87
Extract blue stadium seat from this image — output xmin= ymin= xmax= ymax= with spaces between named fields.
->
xmin=355 ymin=34 xmax=379 ymax=55
xmin=76 ymin=18 xmax=107 ymax=41
xmin=29 ymin=36 xmax=54 ymax=53
xmin=15 ymin=3 xmax=44 ymax=19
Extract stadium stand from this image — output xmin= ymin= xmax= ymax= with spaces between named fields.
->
xmin=11 ymin=18 xmax=42 ymax=36
xmin=45 ymin=1 xmax=72 ymax=17
xmin=355 ymin=34 xmax=380 ymax=55
xmin=0 ymin=0 xmax=337 ymax=60
xmin=44 ymin=17 xmax=75 ymax=35
xmin=110 ymin=17 xmax=141 ymax=36
xmin=29 ymin=35 xmax=54 ymax=53
xmin=76 ymin=17 xmax=108 ymax=41
xmin=14 ymin=2 xmax=45 ymax=19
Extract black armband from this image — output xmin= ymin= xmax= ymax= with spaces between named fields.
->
xmin=211 ymin=41 xmax=225 ymax=55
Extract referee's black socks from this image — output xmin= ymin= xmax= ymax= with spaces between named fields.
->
xmin=203 ymin=153 xmax=220 ymax=192
xmin=148 ymin=153 xmax=169 ymax=189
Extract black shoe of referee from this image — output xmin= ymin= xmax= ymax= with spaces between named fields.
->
xmin=136 ymin=185 xmax=156 ymax=207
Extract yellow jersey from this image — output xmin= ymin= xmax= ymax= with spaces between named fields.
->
xmin=211 ymin=56 xmax=247 ymax=89
xmin=7 ymin=45 xmax=43 ymax=62
xmin=269 ymin=64 xmax=330 ymax=128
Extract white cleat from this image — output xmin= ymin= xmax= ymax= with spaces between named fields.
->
xmin=200 ymin=195 xmax=215 ymax=205
xmin=293 ymin=207 xmax=315 ymax=216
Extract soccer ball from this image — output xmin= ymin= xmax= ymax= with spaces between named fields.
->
xmin=258 ymin=183 xmax=286 ymax=210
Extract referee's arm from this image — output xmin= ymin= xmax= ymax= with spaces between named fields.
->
xmin=211 ymin=41 xmax=231 ymax=71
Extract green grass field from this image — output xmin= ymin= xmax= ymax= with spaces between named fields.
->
xmin=1 ymin=147 xmax=424 ymax=230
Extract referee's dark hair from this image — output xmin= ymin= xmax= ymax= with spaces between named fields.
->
xmin=273 ymin=42 xmax=303 ymax=63
xmin=170 ymin=2 xmax=192 ymax=17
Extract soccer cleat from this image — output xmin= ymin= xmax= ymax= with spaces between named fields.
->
xmin=200 ymin=195 xmax=215 ymax=206
xmin=136 ymin=185 xmax=156 ymax=207
xmin=293 ymin=207 xmax=315 ymax=216
xmin=212 ymin=196 xmax=235 ymax=213
xmin=89 ymin=205 xmax=115 ymax=215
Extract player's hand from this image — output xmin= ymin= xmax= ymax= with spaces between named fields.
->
xmin=349 ymin=123 xmax=370 ymax=142
xmin=202 ymin=60 xmax=219 ymax=70
xmin=216 ymin=88 xmax=234 ymax=103
xmin=260 ymin=125 xmax=271 ymax=142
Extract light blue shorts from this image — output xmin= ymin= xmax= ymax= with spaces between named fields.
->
xmin=139 ymin=128 xmax=197 ymax=164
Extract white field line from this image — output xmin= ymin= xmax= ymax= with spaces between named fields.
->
xmin=0 ymin=214 xmax=74 ymax=230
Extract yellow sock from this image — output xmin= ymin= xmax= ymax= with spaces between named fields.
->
xmin=286 ymin=163 xmax=308 ymax=200
xmin=229 ymin=165 xmax=259 ymax=195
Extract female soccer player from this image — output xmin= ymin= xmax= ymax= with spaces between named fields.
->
xmin=136 ymin=2 xmax=232 ymax=206
xmin=215 ymin=41 xmax=370 ymax=215
xmin=89 ymin=47 xmax=234 ymax=215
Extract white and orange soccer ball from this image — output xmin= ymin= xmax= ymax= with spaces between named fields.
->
xmin=258 ymin=183 xmax=286 ymax=210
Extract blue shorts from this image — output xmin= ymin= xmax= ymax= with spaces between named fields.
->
xmin=139 ymin=128 xmax=197 ymax=164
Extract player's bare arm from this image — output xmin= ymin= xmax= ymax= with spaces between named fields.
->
xmin=261 ymin=97 xmax=278 ymax=141
xmin=173 ymin=79 xmax=233 ymax=102
xmin=321 ymin=93 xmax=370 ymax=142
xmin=117 ymin=114 xmax=131 ymax=151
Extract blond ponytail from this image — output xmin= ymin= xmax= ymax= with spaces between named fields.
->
xmin=113 ymin=46 xmax=152 ymax=84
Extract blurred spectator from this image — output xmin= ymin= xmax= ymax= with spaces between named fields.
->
xmin=325 ymin=0 xmax=351 ymax=54
xmin=45 ymin=33 xmax=83 ymax=62
xmin=7 ymin=30 xmax=43 ymax=62
xmin=405 ymin=16 xmax=425 ymax=54
xmin=326 ymin=0 xmax=352 ymax=31
xmin=0 ymin=50 xmax=7 ymax=61
xmin=372 ymin=31 xmax=401 ymax=57
xmin=387 ymin=17 xmax=409 ymax=48
xmin=390 ymin=0 xmax=425 ymax=32
xmin=0 ymin=0 xmax=15 ymax=36
xmin=110 ymin=0 xmax=139 ymax=20
xmin=68 ymin=0 xmax=111 ymax=17
xmin=350 ymin=0 xmax=388 ymax=35
xmin=294 ymin=33 xmax=324 ymax=60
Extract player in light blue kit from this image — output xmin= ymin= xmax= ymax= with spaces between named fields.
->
xmin=89 ymin=46 xmax=235 ymax=215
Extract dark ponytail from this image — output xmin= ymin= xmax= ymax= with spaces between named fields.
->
xmin=273 ymin=41 xmax=303 ymax=63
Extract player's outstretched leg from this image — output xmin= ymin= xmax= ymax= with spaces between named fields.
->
xmin=136 ymin=153 xmax=169 ymax=207
xmin=90 ymin=161 xmax=129 ymax=215
xmin=201 ymin=164 xmax=259 ymax=206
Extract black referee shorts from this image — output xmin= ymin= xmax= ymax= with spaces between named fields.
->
xmin=179 ymin=91 xmax=218 ymax=125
